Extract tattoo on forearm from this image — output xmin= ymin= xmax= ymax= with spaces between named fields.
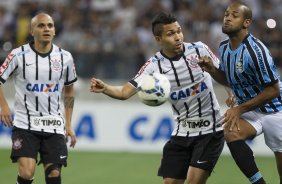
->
xmin=64 ymin=96 xmax=74 ymax=108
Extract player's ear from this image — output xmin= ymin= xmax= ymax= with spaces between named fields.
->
xmin=155 ymin=36 xmax=161 ymax=43
xmin=30 ymin=29 xmax=34 ymax=36
xmin=29 ymin=24 xmax=34 ymax=36
xmin=243 ymin=18 xmax=251 ymax=29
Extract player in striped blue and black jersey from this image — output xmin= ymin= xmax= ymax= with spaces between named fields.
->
xmin=198 ymin=2 xmax=282 ymax=184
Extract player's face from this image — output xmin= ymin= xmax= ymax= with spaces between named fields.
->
xmin=156 ymin=22 xmax=184 ymax=58
xmin=222 ymin=4 xmax=246 ymax=35
xmin=31 ymin=14 xmax=55 ymax=44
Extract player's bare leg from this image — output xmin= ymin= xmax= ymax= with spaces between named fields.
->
xmin=163 ymin=178 xmax=185 ymax=184
xmin=187 ymin=167 xmax=209 ymax=184
xmin=44 ymin=163 xmax=62 ymax=184
xmin=17 ymin=157 xmax=36 ymax=183
xmin=274 ymin=152 xmax=282 ymax=183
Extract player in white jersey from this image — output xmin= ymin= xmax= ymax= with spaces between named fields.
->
xmin=90 ymin=12 xmax=224 ymax=184
xmin=0 ymin=13 xmax=77 ymax=184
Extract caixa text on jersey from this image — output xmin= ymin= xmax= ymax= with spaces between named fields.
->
xmin=26 ymin=83 xmax=59 ymax=92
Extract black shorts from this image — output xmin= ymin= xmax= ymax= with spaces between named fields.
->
xmin=158 ymin=131 xmax=224 ymax=179
xmin=10 ymin=127 xmax=68 ymax=166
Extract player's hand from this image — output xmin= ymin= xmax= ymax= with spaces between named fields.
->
xmin=223 ymin=106 xmax=241 ymax=131
xmin=89 ymin=78 xmax=107 ymax=93
xmin=0 ymin=105 xmax=13 ymax=128
xmin=198 ymin=56 xmax=215 ymax=73
xmin=66 ymin=127 xmax=76 ymax=148
xmin=225 ymin=94 xmax=236 ymax=107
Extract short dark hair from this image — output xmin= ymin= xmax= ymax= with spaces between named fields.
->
xmin=151 ymin=12 xmax=177 ymax=36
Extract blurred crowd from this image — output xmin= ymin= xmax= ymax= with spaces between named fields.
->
xmin=0 ymin=0 xmax=281 ymax=79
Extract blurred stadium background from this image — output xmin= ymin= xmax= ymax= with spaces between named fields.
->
xmin=0 ymin=0 xmax=281 ymax=183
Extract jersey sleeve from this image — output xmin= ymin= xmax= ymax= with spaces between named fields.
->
xmin=128 ymin=57 xmax=158 ymax=88
xmin=64 ymin=53 xmax=77 ymax=86
xmin=202 ymin=42 xmax=220 ymax=69
xmin=246 ymin=42 xmax=279 ymax=86
xmin=0 ymin=50 xmax=18 ymax=84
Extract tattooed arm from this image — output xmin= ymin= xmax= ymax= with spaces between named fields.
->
xmin=63 ymin=84 xmax=76 ymax=148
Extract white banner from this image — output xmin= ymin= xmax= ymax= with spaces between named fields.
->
xmin=0 ymin=100 xmax=272 ymax=155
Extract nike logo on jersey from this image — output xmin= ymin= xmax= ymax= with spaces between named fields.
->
xmin=26 ymin=63 xmax=35 ymax=66
xmin=196 ymin=160 xmax=208 ymax=164
xmin=60 ymin=155 xmax=67 ymax=159
xmin=163 ymin=69 xmax=172 ymax=74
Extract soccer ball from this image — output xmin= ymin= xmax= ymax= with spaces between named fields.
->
xmin=137 ymin=73 xmax=171 ymax=106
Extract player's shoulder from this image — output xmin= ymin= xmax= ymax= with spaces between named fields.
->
xmin=244 ymin=34 xmax=265 ymax=47
xmin=52 ymin=44 xmax=73 ymax=58
xmin=10 ymin=43 xmax=32 ymax=56
xmin=219 ymin=38 xmax=229 ymax=48
xmin=149 ymin=52 xmax=165 ymax=64
xmin=185 ymin=41 xmax=210 ymax=51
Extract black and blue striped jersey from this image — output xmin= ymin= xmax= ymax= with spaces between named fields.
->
xmin=219 ymin=33 xmax=282 ymax=113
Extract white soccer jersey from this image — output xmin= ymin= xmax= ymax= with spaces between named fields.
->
xmin=0 ymin=42 xmax=77 ymax=135
xmin=130 ymin=42 xmax=223 ymax=137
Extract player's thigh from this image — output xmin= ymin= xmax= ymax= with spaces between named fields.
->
xmin=187 ymin=166 xmax=209 ymax=184
xmin=40 ymin=133 xmax=67 ymax=166
xmin=18 ymin=157 xmax=37 ymax=178
xmin=11 ymin=127 xmax=40 ymax=162
xmin=262 ymin=111 xmax=282 ymax=152
xmin=158 ymin=137 xmax=192 ymax=180
xmin=224 ymin=111 xmax=260 ymax=142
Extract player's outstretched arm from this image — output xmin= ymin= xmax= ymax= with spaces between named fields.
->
xmin=90 ymin=77 xmax=136 ymax=100
xmin=0 ymin=86 xmax=12 ymax=127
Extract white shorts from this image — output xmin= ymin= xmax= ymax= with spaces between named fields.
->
xmin=241 ymin=110 xmax=282 ymax=152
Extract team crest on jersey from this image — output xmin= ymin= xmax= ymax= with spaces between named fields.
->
xmin=34 ymin=118 xmax=40 ymax=126
xmin=236 ymin=59 xmax=244 ymax=73
xmin=186 ymin=54 xmax=199 ymax=68
xmin=50 ymin=59 xmax=62 ymax=72
xmin=12 ymin=138 xmax=23 ymax=150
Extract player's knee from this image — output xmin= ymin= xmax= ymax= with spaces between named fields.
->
xmin=163 ymin=178 xmax=184 ymax=184
xmin=45 ymin=164 xmax=62 ymax=184
xmin=186 ymin=173 xmax=208 ymax=184
xmin=186 ymin=178 xmax=206 ymax=184
xmin=48 ymin=169 xmax=60 ymax=177
xmin=45 ymin=164 xmax=61 ymax=177
xmin=19 ymin=170 xmax=35 ymax=180
xmin=223 ymin=128 xmax=241 ymax=142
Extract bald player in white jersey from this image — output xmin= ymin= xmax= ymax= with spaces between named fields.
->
xmin=90 ymin=12 xmax=224 ymax=184
xmin=0 ymin=13 xmax=77 ymax=184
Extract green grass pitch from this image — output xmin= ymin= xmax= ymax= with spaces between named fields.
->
xmin=0 ymin=149 xmax=279 ymax=184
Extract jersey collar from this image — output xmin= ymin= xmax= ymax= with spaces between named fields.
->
xmin=29 ymin=41 xmax=53 ymax=58
xmin=160 ymin=44 xmax=185 ymax=61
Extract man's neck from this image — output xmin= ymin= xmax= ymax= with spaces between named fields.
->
xmin=33 ymin=41 xmax=52 ymax=54
xmin=229 ymin=30 xmax=248 ymax=51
